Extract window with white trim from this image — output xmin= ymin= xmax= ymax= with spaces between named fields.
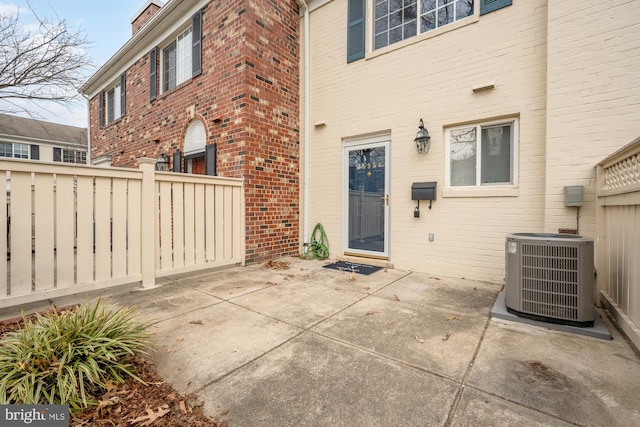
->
xmin=62 ymin=149 xmax=86 ymax=164
xmin=447 ymin=119 xmax=517 ymax=187
xmin=374 ymin=0 xmax=474 ymax=50
xmin=0 ymin=142 xmax=28 ymax=159
xmin=106 ymin=82 xmax=122 ymax=123
xmin=101 ymin=73 xmax=125 ymax=127
xmin=163 ymin=27 xmax=193 ymax=93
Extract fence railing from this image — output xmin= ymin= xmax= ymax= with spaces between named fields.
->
xmin=1 ymin=158 xmax=244 ymax=311
xmin=596 ymin=136 xmax=640 ymax=349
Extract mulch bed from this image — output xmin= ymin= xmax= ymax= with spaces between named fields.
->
xmin=0 ymin=309 xmax=226 ymax=427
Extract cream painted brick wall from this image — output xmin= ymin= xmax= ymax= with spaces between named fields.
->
xmin=303 ymin=0 xmax=549 ymax=282
xmin=545 ymin=0 xmax=640 ymax=236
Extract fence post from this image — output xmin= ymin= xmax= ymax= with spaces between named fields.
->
xmin=138 ymin=158 xmax=157 ymax=288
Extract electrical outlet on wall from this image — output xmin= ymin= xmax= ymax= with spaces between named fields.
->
xmin=429 ymin=233 xmax=435 ymax=242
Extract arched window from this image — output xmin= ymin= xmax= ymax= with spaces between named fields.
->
xmin=183 ymin=119 xmax=206 ymax=174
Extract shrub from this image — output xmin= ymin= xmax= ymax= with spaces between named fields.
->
xmin=0 ymin=300 xmax=154 ymax=411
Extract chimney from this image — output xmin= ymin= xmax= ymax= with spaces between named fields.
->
xmin=131 ymin=0 xmax=165 ymax=36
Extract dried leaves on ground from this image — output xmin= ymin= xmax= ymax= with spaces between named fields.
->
xmin=263 ymin=259 xmax=290 ymax=270
xmin=0 ymin=312 xmax=224 ymax=427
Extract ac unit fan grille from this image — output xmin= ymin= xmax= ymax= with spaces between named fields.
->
xmin=521 ymin=243 xmax=579 ymax=320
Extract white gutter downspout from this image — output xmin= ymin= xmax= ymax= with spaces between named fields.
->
xmin=81 ymin=93 xmax=91 ymax=164
xmin=299 ymin=0 xmax=311 ymax=247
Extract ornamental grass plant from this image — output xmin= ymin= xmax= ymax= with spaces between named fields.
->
xmin=0 ymin=300 xmax=154 ymax=412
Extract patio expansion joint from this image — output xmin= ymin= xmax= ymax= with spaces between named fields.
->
xmin=190 ymin=328 xmax=308 ymax=395
xmin=443 ymin=313 xmax=491 ymax=427
xmin=189 ymin=271 xmax=418 ymax=394
xmin=308 ymin=329 xmax=457 ymax=384
xmin=460 ymin=383 xmax=585 ymax=427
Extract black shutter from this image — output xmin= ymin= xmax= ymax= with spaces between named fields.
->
xmin=205 ymin=143 xmax=217 ymax=176
xmin=192 ymin=10 xmax=203 ymax=78
xmin=53 ymin=147 xmax=61 ymax=162
xmin=149 ymin=47 xmax=157 ymax=102
xmin=480 ymin=0 xmax=512 ymax=15
xmin=173 ymin=151 xmax=182 ymax=172
xmin=30 ymin=145 xmax=39 ymax=160
xmin=347 ymin=0 xmax=366 ymax=63
xmin=98 ymin=91 xmax=104 ymax=128
xmin=120 ymin=72 xmax=126 ymax=116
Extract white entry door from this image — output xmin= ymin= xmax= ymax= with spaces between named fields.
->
xmin=343 ymin=138 xmax=390 ymax=258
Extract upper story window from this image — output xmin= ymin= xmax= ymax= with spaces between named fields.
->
xmin=163 ymin=27 xmax=193 ymax=92
xmin=374 ymin=0 xmax=474 ymax=50
xmin=62 ymin=149 xmax=86 ymax=164
xmin=150 ymin=10 xmax=202 ymax=101
xmin=107 ymin=82 xmax=122 ymax=123
xmin=53 ymin=147 xmax=86 ymax=164
xmin=0 ymin=142 xmax=28 ymax=159
xmin=347 ymin=0 xmax=511 ymax=62
xmin=99 ymin=73 xmax=126 ymax=128
xmin=446 ymin=119 xmax=518 ymax=188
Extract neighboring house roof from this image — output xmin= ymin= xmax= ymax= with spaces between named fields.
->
xmin=0 ymin=113 xmax=87 ymax=148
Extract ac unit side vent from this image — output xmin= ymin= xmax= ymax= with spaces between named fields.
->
xmin=505 ymin=233 xmax=594 ymax=327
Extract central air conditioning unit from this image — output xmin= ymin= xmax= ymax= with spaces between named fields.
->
xmin=505 ymin=233 xmax=594 ymax=327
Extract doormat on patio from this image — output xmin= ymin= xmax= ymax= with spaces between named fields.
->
xmin=323 ymin=261 xmax=382 ymax=275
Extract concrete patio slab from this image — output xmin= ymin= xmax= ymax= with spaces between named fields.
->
xmin=451 ymin=387 xmax=575 ymax=426
xmin=468 ymin=318 xmax=640 ymax=426
xmin=230 ymin=278 xmax=366 ymax=328
xmin=187 ymin=267 xmax=293 ymax=299
xmin=201 ymin=332 xmax=459 ymax=427
xmin=100 ymin=260 xmax=640 ymax=426
xmin=375 ymin=272 xmax=502 ymax=317
xmin=313 ymin=294 xmax=488 ymax=381
xmin=298 ymin=266 xmax=411 ymax=295
xmin=109 ymin=286 xmax=223 ymax=322
xmin=145 ymin=301 xmax=301 ymax=394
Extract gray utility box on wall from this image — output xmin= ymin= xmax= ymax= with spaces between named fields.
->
xmin=505 ymin=233 xmax=594 ymax=327
xmin=564 ymin=185 xmax=583 ymax=207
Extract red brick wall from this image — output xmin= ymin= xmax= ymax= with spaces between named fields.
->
xmin=88 ymin=0 xmax=300 ymax=263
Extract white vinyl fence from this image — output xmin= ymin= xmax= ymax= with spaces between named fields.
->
xmin=1 ymin=158 xmax=244 ymax=310
xmin=596 ymin=136 xmax=640 ymax=349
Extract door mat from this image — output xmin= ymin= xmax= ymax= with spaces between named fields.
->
xmin=323 ymin=261 xmax=382 ymax=275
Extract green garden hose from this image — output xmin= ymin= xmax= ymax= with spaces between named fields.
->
xmin=301 ymin=223 xmax=329 ymax=260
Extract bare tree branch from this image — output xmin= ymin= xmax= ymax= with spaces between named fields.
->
xmin=0 ymin=1 xmax=95 ymax=115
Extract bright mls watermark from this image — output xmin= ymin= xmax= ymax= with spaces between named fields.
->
xmin=1 ymin=405 xmax=68 ymax=426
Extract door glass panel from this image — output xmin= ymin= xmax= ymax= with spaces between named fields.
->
xmin=347 ymin=146 xmax=386 ymax=253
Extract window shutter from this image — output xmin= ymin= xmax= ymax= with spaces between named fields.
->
xmin=347 ymin=0 xmax=366 ymax=63
xmin=173 ymin=151 xmax=182 ymax=172
xmin=53 ymin=147 xmax=61 ymax=162
xmin=120 ymin=72 xmax=126 ymax=116
xmin=480 ymin=0 xmax=512 ymax=15
xmin=30 ymin=145 xmax=39 ymax=160
xmin=149 ymin=47 xmax=157 ymax=101
xmin=98 ymin=91 xmax=104 ymax=128
xmin=192 ymin=10 xmax=203 ymax=78
xmin=205 ymin=143 xmax=217 ymax=176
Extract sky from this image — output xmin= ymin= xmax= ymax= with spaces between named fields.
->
xmin=0 ymin=0 xmax=152 ymax=127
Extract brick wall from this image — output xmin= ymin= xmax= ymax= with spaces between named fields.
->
xmin=88 ymin=0 xmax=300 ymax=263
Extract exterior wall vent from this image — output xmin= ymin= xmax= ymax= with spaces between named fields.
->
xmin=505 ymin=233 xmax=594 ymax=327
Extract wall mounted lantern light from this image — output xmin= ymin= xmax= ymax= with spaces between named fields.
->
xmin=155 ymin=153 xmax=169 ymax=171
xmin=414 ymin=118 xmax=431 ymax=154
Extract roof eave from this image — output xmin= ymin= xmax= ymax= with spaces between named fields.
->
xmin=80 ymin=0 xmax=191 ymax=97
